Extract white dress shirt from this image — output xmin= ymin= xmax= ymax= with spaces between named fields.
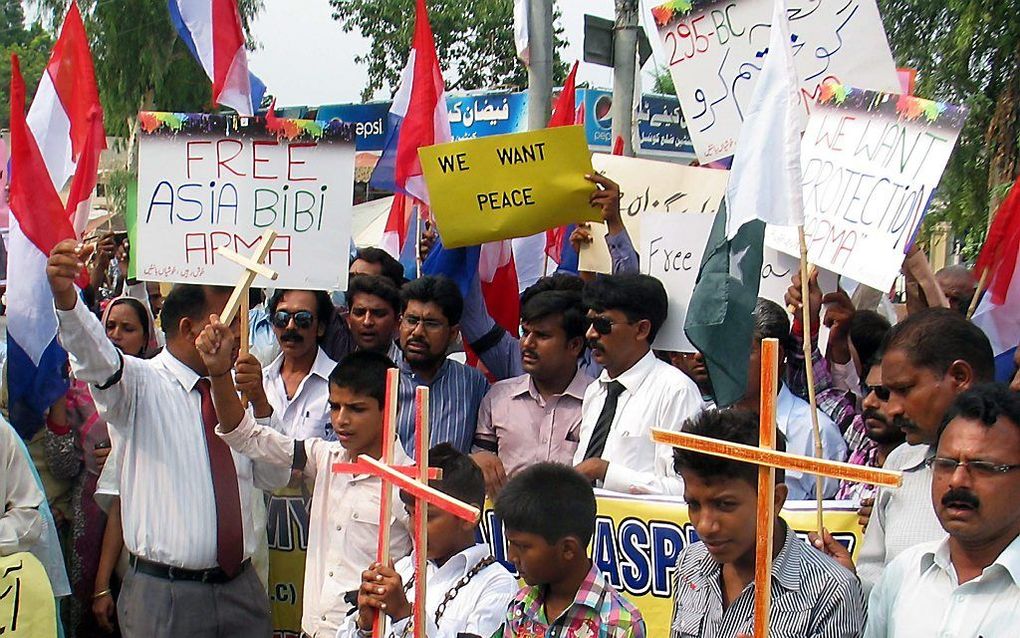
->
xmin=263 ymin=347 xmax=337 ymax=439
xmin=866 ymin=534 xmax=1020 ymax=638
xmin=573 ymin=350 xmax=704 ymax=495
xmin=55 ymin=298 xmax=290 ymax=569
xmin=775 ymin=384 xmax=848 ymax=500
xmin=0 ymin=417 xmax=44 ymax=554
xmin=336 ymin=543 xmax=519 ymax=638
xmin=218 ymin=412 xmax=413 ymax=638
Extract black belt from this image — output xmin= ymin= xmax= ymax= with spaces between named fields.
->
xmin=129 ymin=554 xmax=249 ymax=584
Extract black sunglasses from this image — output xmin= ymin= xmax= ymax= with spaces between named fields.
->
xmin=866 ymin=384 xmax=890 ymax=401
xmin=271 ymin=310 xmax=314 ymax=329
xmin=589 ymin=315 xmax=635 ymax=336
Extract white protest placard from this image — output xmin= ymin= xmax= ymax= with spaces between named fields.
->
xmin=650 ymin=0 xmax=900 ymax=162
xmin=766 ymin=86 xmax=968 ymax=291
xmin=758 ymin=246 xmax=838 ymax=308
xmin=135 ymin=112 xmax=355 ymax=290
xmin=580 ymin=154 xmax=729 ymax=273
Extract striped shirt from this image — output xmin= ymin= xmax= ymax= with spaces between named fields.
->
xmin=669 ymin=521 xmax=866 ymax=638
xmin=499 ymin=562 xmax=646 ymax=638
xmin=394 ymin=354 xmax=489 ymax=455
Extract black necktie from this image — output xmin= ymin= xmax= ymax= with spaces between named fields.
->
xmin=583 ymin=380 xmax=625 ymax=460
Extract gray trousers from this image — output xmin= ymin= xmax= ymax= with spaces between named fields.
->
xmin=117 ymin=562 xmax=272 ymax=638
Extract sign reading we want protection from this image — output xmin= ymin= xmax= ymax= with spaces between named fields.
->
xmin=766 ymin=85 xmax=967 ymax=291
xmin=135 ymin=112 xmax=355 ymax=290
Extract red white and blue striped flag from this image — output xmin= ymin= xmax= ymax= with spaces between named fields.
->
xmin=972 ymin=178 xmax=1020 ymax=366
xmin=7 ymin=3 xmax=105 ymax=437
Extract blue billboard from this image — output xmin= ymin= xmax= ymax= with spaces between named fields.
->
xmin=448 ymin=92 xmax=528 ymax=140
xmin=316 ymin=102 xmax=391 ymax=152
xmin=578 ymin=89 xmax=694 ymax=158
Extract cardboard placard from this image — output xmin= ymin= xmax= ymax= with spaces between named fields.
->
xmin=0 ymin=552 xmax=56 ymax=636
xmin=419 ymin=126 xmax=597 ymax=248
xmin=135 ymin=112 xmax=355 ymax=290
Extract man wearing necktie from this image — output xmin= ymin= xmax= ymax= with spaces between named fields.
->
xmin=47 ymin=240 xmax=289 ymax=638
xmin=572 ymin=274 xmax=705 ymax=496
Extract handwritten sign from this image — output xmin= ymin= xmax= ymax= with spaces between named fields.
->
xmin=580 ymin=154 xmax=729 ymax=273
xmin=651 ymin=0 xmax=900 ymax=162
xmin=758 ymin=246 xmax=839 ymax=308
xmin=419 ymin=126 xmax=597 ymax=248
xmin=766 ymin=85 xmax=968 ymax=291
xmin=135 ymin=112 xmax=355 ymax=290
xmin=0 ymin=552 xmax=56 ymax=637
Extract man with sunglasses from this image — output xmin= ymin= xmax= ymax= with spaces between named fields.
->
xmin=235 ymin=289 xmax=338 ymax=441
xmin=571 ymin=274 xmax=703 ymax=495
xmin=866 ymin=383 xmax=1020 ymax=637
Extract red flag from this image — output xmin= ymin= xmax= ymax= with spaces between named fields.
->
xmin=545 ymin=61 xmax=581 ymax=263
xmin=975 ymin=179 xmax=1020 ymax=305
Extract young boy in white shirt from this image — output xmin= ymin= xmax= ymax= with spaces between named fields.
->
xmin=197 ymin=321 xmax=412 ymax=638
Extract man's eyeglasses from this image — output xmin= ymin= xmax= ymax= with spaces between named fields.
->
xmin=271 ymin=310 xmax=315 ymax=329
xmin=588 ymin=315 xmax=634 ymax=336
xmin=925 ymin=456 xmax=1020 ymax=477
xmin=402 ymin=315 xmax=447 ymax=332
xmin=866 ymin=384 xmax=891 ymax=401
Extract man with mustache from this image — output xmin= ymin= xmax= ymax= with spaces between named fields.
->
xmin=471 ymin=289 xmax=592 ymax=496
xmin=571 ymin=274 xmax=703 ymax=495
xmin=866 ymin=384 xmax=1020 ymax=637
xmin=345 ymin=275 xmax=401 ymax=360
xmin=235 ymin=289 xmax=338 ymax=440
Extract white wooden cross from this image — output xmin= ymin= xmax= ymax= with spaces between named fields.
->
xmin=214 ymin=229 xmax=280 ymax=326
xmin=652 ymin=338 xmax=903 ymax=636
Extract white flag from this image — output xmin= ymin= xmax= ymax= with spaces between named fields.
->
xmin=724 ymin=0 xmax=805 ymax=239
xmin=514 ymin=0 xmax=529 ymax=64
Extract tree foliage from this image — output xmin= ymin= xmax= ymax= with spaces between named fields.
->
xmin=878 ymin=0 xmax=1020 ymax=256
xmin=329 ymin=0 xmax=568 ymax=101
xmin=0 ymin=1 xmax=53 ymax=128
xmin=28 ymin=0 xmax=265 ymax=136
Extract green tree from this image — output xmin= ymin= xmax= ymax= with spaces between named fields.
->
xmin=878 ymin=0 xmax=1020 ymax=256
xmin=329 ymin=0 xmax=568 ymax=101
xmin=0 ymin=13 xmax=54 ymax=128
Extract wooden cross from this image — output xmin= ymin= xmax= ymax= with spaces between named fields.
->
xmin=214 ymin=229 xmax=280 ymax=327
xmin=652 ymin=338 xmax=903 ymax=636
xmin=331 ymin=369 xmax=480 ymax=638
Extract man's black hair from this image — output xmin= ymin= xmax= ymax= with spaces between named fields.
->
xmin=345 ymin=274 xmax=400 ymax=314
xmin=160 ymin=284 xmax=229 ymax=338
xmin=267 ymin=289 xmax=335 ymax=327
xmin=400 ymin=443 xmax=485 ymax=510
xmin=753 ymin=298 xmax=791 ymax=350
xmin=354 ymin=247 xmax=406 ymax=288
xmin=673 ymin=409 xmax=788 ymax=486
xmin=849 ymin=310 xmax=891 ymax=377
xmin=938 ymin=383 xmax=1020 ymax=442
xmin=400 ymin=275 xmax=464 ymax=326
xmin=328 ymin=350 xmax=396 ymax=407
xmin=494 ymin=462 xmax=597 ymax=547
xmin=520 ymin=273 xmax=585 ymax=308
xmin=883 ymin=307 xmax=995 ymax=382
xmin=520 ymin=289 xmax=587 ymax=343
xmin=582 ymin=274 xmax=668 ymax=342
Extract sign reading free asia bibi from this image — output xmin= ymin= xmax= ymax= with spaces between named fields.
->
xmin=135 ymin=112 xmax=355 ymax=290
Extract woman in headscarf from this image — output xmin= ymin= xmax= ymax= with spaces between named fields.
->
xmin=45 ymin=295 xmax=159 ymax=638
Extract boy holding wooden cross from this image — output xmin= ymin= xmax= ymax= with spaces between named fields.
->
xmin=195 ymin=321 xmax=412 ymax=638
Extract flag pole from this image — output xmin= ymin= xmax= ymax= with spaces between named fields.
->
xmin=415 ymin=207 xmax=423 ymax=279
xmin=966 ymin=267 xmax=989 ymax=320
xmin=797 ymin=225 xmax=825 ymax=534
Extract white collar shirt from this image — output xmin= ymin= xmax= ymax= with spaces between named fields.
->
xmin=572 ymin=350 xmax=704 ymax=495
xmin=336 ymin=543 xmax=519 ymax=638
xmin=55 ymin=298 xmax=290 ymax=569
xmin=263 ymin=347 xmax=337 ymax=439
xmin=217 ymin=413 xmax=413 ymax=638
xmin=866 ymin=534 xmax=1020 ymax=638
xmin=775 ymin=384 xmax=849 ymax=500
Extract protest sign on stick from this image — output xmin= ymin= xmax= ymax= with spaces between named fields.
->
xmin=135 ymin=112 xmax=355 ymax=290
xmin=650 ymin=0 xmax=900 ymax=163
xmin=419 ymin=126 xmax=597 ymax=248
xmin=766 ymin=85 xmax=968 ymax=291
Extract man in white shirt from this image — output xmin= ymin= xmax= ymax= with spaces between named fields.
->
xmin=47 ymin=239 xmax=289 ymax=637
xmin=867 ymin=384 xmax=1020 ymax=637
xmin=237 ymin=288 xmax=338 ymax=440
xmin=340 ymin=443 xmax=518 ymax=638
xmin=734 ymin=299 xmax=847 ymax=499
xmin=1 ymin=414 xmax=44 ymax=555
xmin=572 ymin=274 xmax=703 ymax=495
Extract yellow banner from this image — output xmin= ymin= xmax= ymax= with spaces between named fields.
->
xmin=267 ymin=487 xmax=309 ymax=638
xmin=267 ymin=490 xmax=862 ymax=637
xmin=0 ymin=552 xmax=56 ymax=637
xmin=419 ymin=126 xmax=599 ymax=247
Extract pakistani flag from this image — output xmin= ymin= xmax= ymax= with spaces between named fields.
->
xmin=684 ymin=0 xmax=804 ymax=407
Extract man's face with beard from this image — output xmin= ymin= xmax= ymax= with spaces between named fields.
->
xmin=861 ymin=363 xmax=904 ymax=446
xmin=399 ymin=300 xmax=455 ymax=371
xmin=270 ymin=291 xmax=323 ymax=362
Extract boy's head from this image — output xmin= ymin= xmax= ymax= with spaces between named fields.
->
xmin=673 ymin=409 xmax=788 ymax=567
xmin=494 ymin=463 xmax=596 ymax=586
xmin=399 ymin=444 xmax=484 ymax=561
xmin=327 ymin=350 xmax=396 ymax=455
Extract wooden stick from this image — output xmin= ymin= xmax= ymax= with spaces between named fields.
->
xmin=239 ymin=293 xmax=250 ymax=408
xmin=330 ymin=462 xmax=441 ymax=480
xmin=415 ymin=208 xmax=423 ymax=280
xmin=754 ymin=339 xmax=779 ymax=638
xmin=651 ymin=429 xmax=903 ymax=487
xmin=966 ymin=267 xmax=989 ymax=320
xmin=413 ymin=387 xmax=430 ymax=638
xmin=786 ymin=265 xmax=816 ymax=314
xmin=357 ymin=455 xmax=480 ymax=523
xmin=797 ymin=226 xmax=825 ymax=534
xmin=217 ymin=229 xmax=279 ymax=326
xmin=372 ymin=368 xmax=401 ymax=637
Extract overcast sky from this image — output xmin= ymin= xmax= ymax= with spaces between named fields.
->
xmin=248 ymin=0 xmax=653 ymax=108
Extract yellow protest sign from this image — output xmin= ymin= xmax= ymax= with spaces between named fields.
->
xmin=0 ymin=552 xmax=56 ymax=637
xmin=419 ymin=126 xmax=598 ymax=248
